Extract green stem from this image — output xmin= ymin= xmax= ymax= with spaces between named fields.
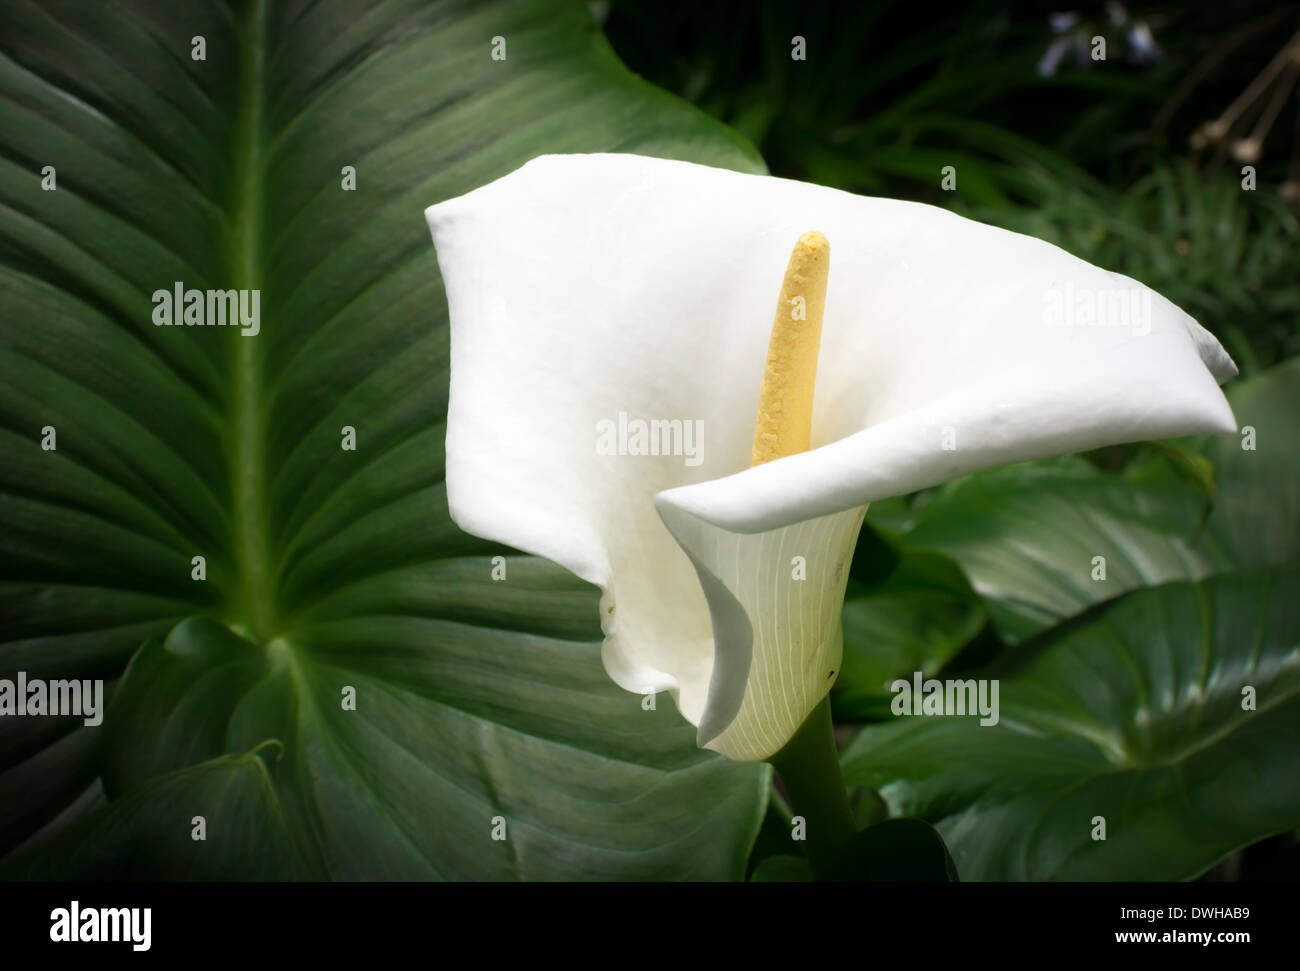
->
xmin=768 ymin=696 xmax=857 ymax=880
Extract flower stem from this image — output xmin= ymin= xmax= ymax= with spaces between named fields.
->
xmin=768 ymin=696 xmax=857 ymax=880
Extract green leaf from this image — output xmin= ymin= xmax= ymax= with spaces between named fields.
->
xmin=1140 ymin=440 xmax=1216 ymax=501
xmin=749 ymin=853 xmax=812 ymax=882
xmin=834 ymin=550 xmax=986 ymax=720
xmin=841 ymin=565 xmax=1300 ymax=881
xmin=902 ymin=456 xmax=1228 ymax=642
xmin=100 ymin=613 xmax=771 ymax=879
xmin=897 ymin=357 xmax=1300 ymax=641
xmin=1192 ymin=357 xmax=1300 ymax=568
xmin=830 ymin=817 xmax=958 ymax=882
xmin=1 ymin=753 xmax=316 ymax=881
xmin=0 ymin=0 xmax=768 ymax=879
xmin=743 ymin=790 xmax=798 ymax=880
xmin=849 ymin=785 xmax=888 ymax=829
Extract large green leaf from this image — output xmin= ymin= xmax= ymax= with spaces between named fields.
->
xmin=899 ymin=359 xmax=1300 ymax=641
xmin=0 ymin=0 xmax=769 ymax=879
xmin=834 ymin=550 xmax=986 ymax=720
xmin=1191 ymin=357 xmax=1300 ymax=568
xmin=747 ymin=818 xmax=957 ymax=882
xmin=2 ymin=753 xmax=316 ymax=880
xmin=841 ymin=564 xmax=1300 ymax=880
xmin=902 ymin=456 xmax=1227 ymax=643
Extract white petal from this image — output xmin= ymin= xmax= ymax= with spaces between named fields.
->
xmin=426 ymin=153 xmax=1236 ymax=760
xmin=656 ymin=503 xmax=866 ymax=760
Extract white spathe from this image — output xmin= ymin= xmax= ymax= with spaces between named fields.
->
xmin=425 ymin=153 xmax=1237 ymax=762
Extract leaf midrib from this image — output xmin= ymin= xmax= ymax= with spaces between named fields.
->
xmin=228 ymin=0 xmax=273 ymax=642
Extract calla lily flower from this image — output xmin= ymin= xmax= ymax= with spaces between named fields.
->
xmin=425 ymin=153 xmax=1237 ymax=763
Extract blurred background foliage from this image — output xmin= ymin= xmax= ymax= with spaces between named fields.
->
xmin=598 ymin=0 xmax=1300 ymax=372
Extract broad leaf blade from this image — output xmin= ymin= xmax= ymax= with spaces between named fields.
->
xmin=903 ymin=457 xmax=1228 ymax=642
xmin=0 ymin=0 xmax=768 ymax=879
xmin=1 ymin=753 xmax=316 ymax=881
xmin=841 ymin=565 xmax=1300 ymax=881
xmin=1193 ymin=357 xmax=1300 ymax=568
xmin=834 ymin=550 xmax=986 ymax=720
xmin=898 ymin=358 xmax=1300 ymax=641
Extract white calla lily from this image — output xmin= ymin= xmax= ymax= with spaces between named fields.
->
xmin=425 ymin=153 xmax=1237 ymax=763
